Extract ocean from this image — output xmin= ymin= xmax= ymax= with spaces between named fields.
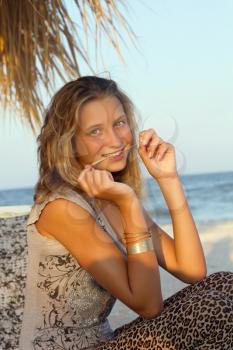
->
xmin=0 ymin=171 xmax=232 ymax=228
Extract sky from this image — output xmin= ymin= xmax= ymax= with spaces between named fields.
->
xmin=0 ymin=0 xmax=233 ymax=190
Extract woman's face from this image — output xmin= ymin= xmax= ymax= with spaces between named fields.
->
xmin=75 ymin=96 xmax=133 ymax=172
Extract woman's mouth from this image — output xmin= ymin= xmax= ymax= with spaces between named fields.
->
xmin=102 ymin=147 xmax=125 ymax=158
xmin=108 ymin=150 xmax=125 ymax=161
xmin=90 ymin=144 xmax=133 ymax=166
xmin=101 ymin=148 xmax=126 ymax=162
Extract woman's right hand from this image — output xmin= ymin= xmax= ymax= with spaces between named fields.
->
xmin=77 ymin=165 xmax=136 ymax=206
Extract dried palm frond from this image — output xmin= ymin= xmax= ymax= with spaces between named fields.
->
xmin=0 ymin=0 xmax=137 ymax=134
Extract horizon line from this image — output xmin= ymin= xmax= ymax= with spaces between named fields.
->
xmin=0 ymin=169 xmax=233 ymax=192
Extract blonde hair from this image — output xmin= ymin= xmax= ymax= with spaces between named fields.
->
xmin=34 ymin=76 xmax=143 ymax=203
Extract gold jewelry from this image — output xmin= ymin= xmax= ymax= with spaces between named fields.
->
xmin=123 ymin=231 xmax=150 ymax=237
xmin=122 ymin=232 xmax=151 ymax=245
xmin=122 ymin=229 xmax=152 ymax=244
xmin=126 ymin=237 xmax=154 ymax=255
xmin=123 ymin=228 xmax=152 ymax=238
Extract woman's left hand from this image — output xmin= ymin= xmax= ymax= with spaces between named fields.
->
xmin=138 ymin=128 xmax=178 ymax=181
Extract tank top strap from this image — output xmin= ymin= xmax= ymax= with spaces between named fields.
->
xmin=26 ymin=189 xmax=97 ymax=227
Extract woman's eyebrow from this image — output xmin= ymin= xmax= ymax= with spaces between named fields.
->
xmin=85 ymin=114 xmax=126 ymax=131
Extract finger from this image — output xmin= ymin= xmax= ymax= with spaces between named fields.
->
xmin=139 ymin=129 xmax=155 ymax=146
xmin=77 ymin=167 xmax=89 ymax=183
xmin=156 ymin=143 xmax=170 ymax=160
xmin=86 ymin=169 xmax=113 ymax=197
xmin=78 ymin=166 xmax=94 ymax=183
xmin=147 ymin=136 xmax=163 ymax=158
xmin=77 ymin=172 xmax=91 ymax=195
xmin=106 ymin=171 xmax=114 ymax=181
xmin=94 ymin=169 xmax=107 ymax=192
xmin=85 ymin=168 xmax=100 ymax=197
xmin=77 ymin=168 xmax=95 ymax=197
xmin=139 ymin=128 xmax=156 ymax=146
xmin=100 ymin=170 xmax=114 ymax=186
xmin=84 ymin=164 xmax=92 ymax=169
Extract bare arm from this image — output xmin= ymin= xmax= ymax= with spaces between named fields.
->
xmin=116 ymin=196 xmax=163 ymax=318
xmin=143 ymin=176 xmax=207 ymax=283
xmin=38 ymin=196 xmax=163 ymax=319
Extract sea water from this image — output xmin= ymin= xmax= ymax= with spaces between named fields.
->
xmin=0 ymin=171 xmax=232 ymax=228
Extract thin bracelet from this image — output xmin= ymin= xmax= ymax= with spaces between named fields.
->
xmin=121 ymin=231 xmax=151 ymax=245
xmin=127 ymin=237 xmax=154 ymax=255
xmin=123 ymin=230 xmax=152 ymax=241
xmin=123 ymin=232 xmax=151 ymax=245
xmin=126 ymin=233 xmax=151 ymax=243
xmin=123 ymin=231 xmax=149 ymax=237
xmin=123 ymin=228 xmax=152 ymax=237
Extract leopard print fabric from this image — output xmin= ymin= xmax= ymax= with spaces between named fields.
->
xmin=96 ymin=271 xmax=233 ymax=349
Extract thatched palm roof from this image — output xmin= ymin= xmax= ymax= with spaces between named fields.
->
xmin=0 ymin=0 xmax=136 ymax=133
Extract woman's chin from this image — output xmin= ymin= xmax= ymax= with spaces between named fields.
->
xmin=105 ymin=158 xmax=128 ymax=171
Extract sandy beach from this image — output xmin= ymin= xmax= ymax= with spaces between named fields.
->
xmin=1 ymin=205 xmax=232 ymax=331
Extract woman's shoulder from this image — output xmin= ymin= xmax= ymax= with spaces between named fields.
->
xmin=27 ymin=188 xmax=97 ymax=227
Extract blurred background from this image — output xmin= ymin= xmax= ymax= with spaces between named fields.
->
xmin=0 ymin=0 xmax=232 ymax=228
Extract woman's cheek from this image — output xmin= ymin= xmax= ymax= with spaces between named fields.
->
xmin=90 ymin=139 xmax=105 ymax=157
xmin=124 ymin=127 xmax=133 ymax=143
xmin=75 ymin=142 xmax=89 ymax=159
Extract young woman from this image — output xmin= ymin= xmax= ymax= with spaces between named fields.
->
xmin=19 ymin=76 xmax=233 ymax=350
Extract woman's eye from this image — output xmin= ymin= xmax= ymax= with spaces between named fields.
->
xmin=89 ymin=128 xmax=101 ymax=136
xmin=89 ymin=120 xmax=127 ymax=136
xmin=115 ymin=119 xmax=127 ymax=127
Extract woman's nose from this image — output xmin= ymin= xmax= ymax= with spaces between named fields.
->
xmin=105 ymin=128 xmax=122 ymax=146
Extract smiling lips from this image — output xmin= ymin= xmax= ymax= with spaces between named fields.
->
xmin=101 ymin=147 xmax=125 ymax=157
xmin=91 ymin=145 xmax=132 ymax=166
